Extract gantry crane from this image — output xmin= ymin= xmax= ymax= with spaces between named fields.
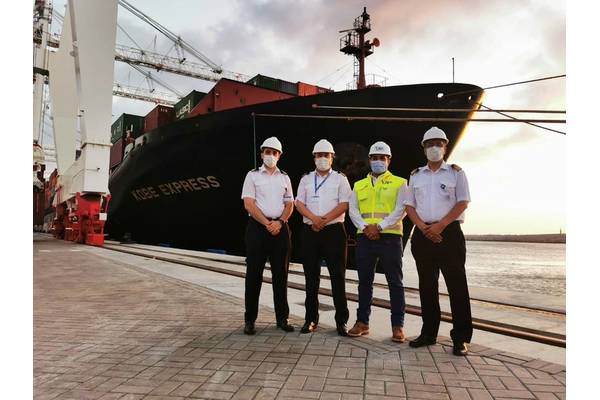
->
xmin=35 ymin=0 xmax=118 ymax=245
xmin=34 ymin=0 xmax=250 ymax=245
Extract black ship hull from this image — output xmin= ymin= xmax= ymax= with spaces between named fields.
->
xmin=107 ymin=83 xmax=483 ymax=264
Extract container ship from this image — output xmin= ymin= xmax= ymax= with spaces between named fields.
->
xmin=106 ymin=76 xmax=483 ymax=258
xmin=42 ymin=7 xmax=484 ymax=262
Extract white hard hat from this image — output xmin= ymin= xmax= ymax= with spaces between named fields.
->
xmin=368 ymin=141 xmax=392 ymax=156
xmin=312 ymin=139 xmax=335 ymax=154
xmin=421 ymin=126 xmax=448 ymax=146
xmin=260 ymin=136 xmax=283 ymax=153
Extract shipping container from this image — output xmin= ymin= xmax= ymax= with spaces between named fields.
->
xmin=34 ymin=189 xmax=45 ymax=229
xmin=111 ymin=113 xmax=144 ymax=144
xmin=144 ymin=105 xmax=175 ymax=132
xmin=189 ymin=79 xmax=295 ymax=118
xmin=297 ymin=82 xmax=334 ymax=96
xmin=110 ymin=138 xmax=124 ymax=169
xmin=174 ymin=91 xmax=206 ymax=120
xmin=45 ymin=169 xmax=58 ymax=210
xmin=246 ymin=74 xmax=298 ymax=96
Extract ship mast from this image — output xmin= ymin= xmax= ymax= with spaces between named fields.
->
xmin=339 ymin=7 xmax=380 ymax=89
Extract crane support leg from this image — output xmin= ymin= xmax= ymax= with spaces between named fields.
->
xmin=52 ymin=193 xmax=111 ymax=246
xmin=47 ymin=0 xmax=118 ymax=247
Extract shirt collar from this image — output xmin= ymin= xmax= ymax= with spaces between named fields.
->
xmin=259 ymin=164 xmax=280 ymax=174
xmin=369 ymin=169 xmax=391 ymax=183
xmin=423 ymin=161 xmax=449 ymax=172
xmin=314 ymin=169 xmax=333 ymax=178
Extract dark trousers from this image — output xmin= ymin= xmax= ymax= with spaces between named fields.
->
xmin=410 ymin=221 xmax=473 ymax=343
xmin=355 ymin=234 xmax=406 ymax=327
xmin=301 ymin=222 xmax=349 ymax=326
xmin=244 ymin=218 xmax=291 ymax=323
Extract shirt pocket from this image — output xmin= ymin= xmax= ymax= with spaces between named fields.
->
xmin=254 ymin=180 xmax=270 ymax=198
xmin=280 ymin=181 xmax=291 ymax=202
xmin=438 ymin=180 xmax=456 ymax=201
xmin=325 ymin=184 xmax=340 ymax=201
xmin=414 ymin=184 xmax=427 ymax=204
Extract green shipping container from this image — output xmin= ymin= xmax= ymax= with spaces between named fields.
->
xmin=111 ymin=114 xmax=144 ymax=144
xmin=174 ymin=90 xmax=206 ymax=120
xmin=246 ymin=74 xmax=298 ymax=96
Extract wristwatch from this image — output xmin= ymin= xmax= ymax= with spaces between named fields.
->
xmin=376 ymin=224 xmax=383 ymax=232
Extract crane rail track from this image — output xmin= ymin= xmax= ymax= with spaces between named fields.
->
xmin=104 ymin=243 xmax=565 ymax=348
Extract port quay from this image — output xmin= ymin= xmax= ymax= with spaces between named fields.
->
xmin=18 ymin=0 xmax=598 ymax=399
xmin=32 ymin=234 xmax=566 ymax=400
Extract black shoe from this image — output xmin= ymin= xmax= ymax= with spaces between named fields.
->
xmin=276 ymin=320 xmax=295 ymax=332
xmin=453 ymin=342 xmax=469 ymax=356
xmin=336 ymin=323 xmax=348 ymax=336
xmin=244 ymin=321 xmax=256 ymax=335
xmin=300 ymin=321 xmax=317 ymax=334
xmin=409 ymin=334 xmax=436 ymax=348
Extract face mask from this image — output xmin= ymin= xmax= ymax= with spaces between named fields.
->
xmin=370 ymin=160 xmax=387 ymax=174
xmin=315 ymin=157 xmax=331 ymax=171
xmin=263 ymin=154 xmax=278 ymax=168
xmin=426 ymin=146 xmax=444 ymax=162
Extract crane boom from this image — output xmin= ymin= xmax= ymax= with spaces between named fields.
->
xmin=36 ymin=39 xmax=250 ymax=83
xmin=118 ymin=0 xmax=222 ymax=73
xmin=115 ymin=44 xmax=249 ymax=82
xmin=113 ymin=83 xmax=179 ymax=105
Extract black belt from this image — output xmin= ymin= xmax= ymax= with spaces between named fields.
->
xmin=425 ymin=221 xmax=459 ymax=225
xmin=251 ymin=217 xmax=286 ymax=224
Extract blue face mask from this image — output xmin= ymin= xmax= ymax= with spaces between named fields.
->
xmin=370 ymin=160 xmax=387 ymax=174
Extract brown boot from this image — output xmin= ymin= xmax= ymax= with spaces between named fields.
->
xmin=347 ymin=321 xmax=369 ymax=337
xmin=392 ymin=326 xmax=406 ymax=343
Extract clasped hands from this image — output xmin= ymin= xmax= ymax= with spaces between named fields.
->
xmin=265 ymin=219 xmax=283 ymax=236
xmin=420 ymin=222 xmax=444 ymax=243
xmin=363 ymin=224 xmax=381 ymax=240
xmin=310 ymin=215 xmax=328 ymax=232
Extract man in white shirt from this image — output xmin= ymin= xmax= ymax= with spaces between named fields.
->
xmin=240 ymin=137 xmax=295 ymax=335
xmin=404 ymin=126 xmax=473 ymax=356
xmin=295 ymin=139 xmax=352 ymax=336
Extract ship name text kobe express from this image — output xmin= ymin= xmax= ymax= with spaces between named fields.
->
xmin=130 ymin=175 xmax=221 ymax=201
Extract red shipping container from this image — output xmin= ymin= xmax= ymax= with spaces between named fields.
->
xmin=33 ymin=190 xmax=45 ymax=228
xmin=298 ymin=82 xmax=318 ymax=96
xmin=110 ymin=138 xmax=124 ymax=169
xmin=189 ymin=79 xmax=294 ymax=118
xmin=298 ymin=82 xmax=333 ymax=96
xmin=144 ymin=105 xmax=175 ymax=132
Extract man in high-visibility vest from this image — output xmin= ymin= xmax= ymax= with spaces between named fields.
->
xmin=348 ymin=141 xmax=408 ymax=342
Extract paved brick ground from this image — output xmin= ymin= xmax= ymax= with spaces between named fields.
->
xmin=34 ymin=238 xmax=566 ymax=399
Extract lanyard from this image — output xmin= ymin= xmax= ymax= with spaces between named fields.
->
xmin=314 ymin=171 xmax=331 ymax=195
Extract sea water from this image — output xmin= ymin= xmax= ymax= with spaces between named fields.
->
xmin=402 ymin=241 xmax=566 ymax=297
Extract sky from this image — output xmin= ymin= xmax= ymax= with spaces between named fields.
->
xmin=41 ymin=0 xmax=566 ymax=235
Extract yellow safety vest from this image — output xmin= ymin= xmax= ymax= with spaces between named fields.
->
xmin=354 ymin=170 xmax=407 ymax=235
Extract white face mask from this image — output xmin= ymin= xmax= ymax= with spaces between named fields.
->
xmin=425 ymin=146 xmax=444 ymax=162
xmin=263 ymin=154 xmax=278 ymax=168
xmin=315 ymin=157 xmax=331 ymax=171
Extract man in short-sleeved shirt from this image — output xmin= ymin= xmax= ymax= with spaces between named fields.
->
xmin=404 ymin=126 xmax=473 ymax=356
xmin=241 ymin=137 xmax=295 ymax=335
xmin=295 ymin=139 xmax=352 ymax=336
